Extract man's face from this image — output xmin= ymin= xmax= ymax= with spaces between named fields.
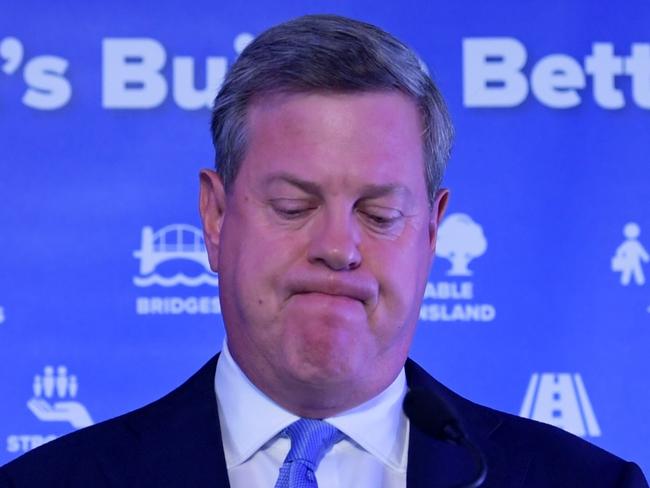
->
xmin=200 ymin=91 xmax=447 ymax=415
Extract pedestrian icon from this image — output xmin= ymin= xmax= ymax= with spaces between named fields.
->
xmin=611 ymin=222 xmax=649 ymax=286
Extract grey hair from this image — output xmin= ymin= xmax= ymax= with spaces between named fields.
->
xmin=211 ymin=14 xmax=453 ymax=205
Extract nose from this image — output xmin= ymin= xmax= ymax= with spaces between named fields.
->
xmin=307 ymin=208 xmax=362 ymax=271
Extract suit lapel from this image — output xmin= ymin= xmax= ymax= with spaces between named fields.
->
xmin=123 ymin=354 xmax=231 ymax=487
xmin=141 ymin=355 xmax=531 ymax=487
xmin=405 ymin=359 xmax=530 ymax=488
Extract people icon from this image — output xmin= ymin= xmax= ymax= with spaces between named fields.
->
xmin=68 ymin=375 xmax=78 ymax=398
xmin=27 ymin=365 xmax=93 ymax=429
xmin=41 ymin=366 xmax=55 ymax=398
xmin=611 ymin=222 xmax=649 ymax=286
xmin=56 ymin=366 xmax=68 ymax=398
xmin=32 ymin=375 xmax=43 ymax=398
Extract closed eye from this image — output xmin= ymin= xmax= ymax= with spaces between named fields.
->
xmin=358 ymin=208 xmax=403 ymax=229
xmin=363 ymin=213 xmax=397 ymax=225
xmin=270 ymin=199 xmax=317 ymax=220
xmin=274 ymin=207 xmax=312 ymax=218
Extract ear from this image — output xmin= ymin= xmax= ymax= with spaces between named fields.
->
xmin=199 ymin=169 xmax=227 ymax=272
xmin=428 ymin=188 xmax=449 ymax=253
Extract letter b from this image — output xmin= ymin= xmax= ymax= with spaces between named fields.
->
xmin=463 ymin=38 xmax=529 ymax=107
xmin=102 ymin=38 xmax=167 ymax=108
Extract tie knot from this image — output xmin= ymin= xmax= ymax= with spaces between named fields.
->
xmin=284 ymin=419 xmax=343 ymax=469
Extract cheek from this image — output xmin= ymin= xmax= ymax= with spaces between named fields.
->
xmin=369 ymin=236 xmax=431 ymax=325
xmin=221 ymin=218 xmax=302 ymax=313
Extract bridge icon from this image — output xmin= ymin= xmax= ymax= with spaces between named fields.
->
xmin=133 ymin=224 xmax=211 ymax=275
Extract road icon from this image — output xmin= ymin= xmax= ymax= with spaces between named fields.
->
xmin=520 ymin=373 xmax=601 ymax=438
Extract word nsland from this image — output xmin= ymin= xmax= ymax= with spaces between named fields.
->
xmin=463 ymin=38 xmax=650 ymax=109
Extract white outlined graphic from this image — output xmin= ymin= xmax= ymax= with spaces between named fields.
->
xmin=420 ymin=213 xmax=494 ymax=322
xmin=612 ymin=222 xmax=649 ymax=286
xmin=133 ymin=224 xmax=218 ymax=287
xmin=520 ymin=373 xmax=601 ymax=438
xmin=436 ymin=213 xmax=487 ymax=276
xmin=27 ymin=366 xmax=94 ymax=430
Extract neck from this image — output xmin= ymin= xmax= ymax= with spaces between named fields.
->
xmin=228 ymin=344 xmax=403 ymax=418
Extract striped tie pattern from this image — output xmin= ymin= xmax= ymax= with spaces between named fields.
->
xmin=274 ymin=418 xmax=344 ymax=488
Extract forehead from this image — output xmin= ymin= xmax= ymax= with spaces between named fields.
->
xmin=247 ymin=90 xmax=422 ymax=142
xmin=239 ymin=90 xmax=427 ymax=197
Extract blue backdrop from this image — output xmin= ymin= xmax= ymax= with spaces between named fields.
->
xmin=1 ymin=0 xmax=649 ymax=474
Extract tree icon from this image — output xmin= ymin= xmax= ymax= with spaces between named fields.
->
xmin=436 ymin=213 xmax=487 ymax=276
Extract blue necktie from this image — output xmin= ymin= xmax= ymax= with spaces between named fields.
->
xmin=274 ymin=418 xmax=344 ymax=488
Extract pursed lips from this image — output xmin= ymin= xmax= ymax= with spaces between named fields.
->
xmin=286 ymin=277 xmax=376 ymax=307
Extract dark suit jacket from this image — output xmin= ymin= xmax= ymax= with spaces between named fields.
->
xmin=0 ymin=355 xmax=647 ymax=487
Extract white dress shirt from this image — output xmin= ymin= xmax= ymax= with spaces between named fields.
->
xmin=215 ymin=340 xmax=409 ymax=487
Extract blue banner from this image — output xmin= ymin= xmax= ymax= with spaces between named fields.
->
xmin=1 ymin=0 xmax=648 ymax=474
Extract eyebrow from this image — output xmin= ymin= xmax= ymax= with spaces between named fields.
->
xmin=263 ymin=172 xmax=413 ymax=200
xmin=264 ymin=173 xmax=322 ymax=197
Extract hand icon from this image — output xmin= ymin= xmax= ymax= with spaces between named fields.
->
xmin=27 ymin=398 xmax=94 ymax=429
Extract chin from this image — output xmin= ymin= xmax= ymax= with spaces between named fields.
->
xmin=285 ymin=343 xmax=363 ymax=387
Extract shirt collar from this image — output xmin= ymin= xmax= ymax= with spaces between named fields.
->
xmin=215 ymin=339 xmax=409 ymax=472
xmin=327 ymin=368 xmax=408 ymax=472
xmin=215 ymin=340 xmax=299 ymax=468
